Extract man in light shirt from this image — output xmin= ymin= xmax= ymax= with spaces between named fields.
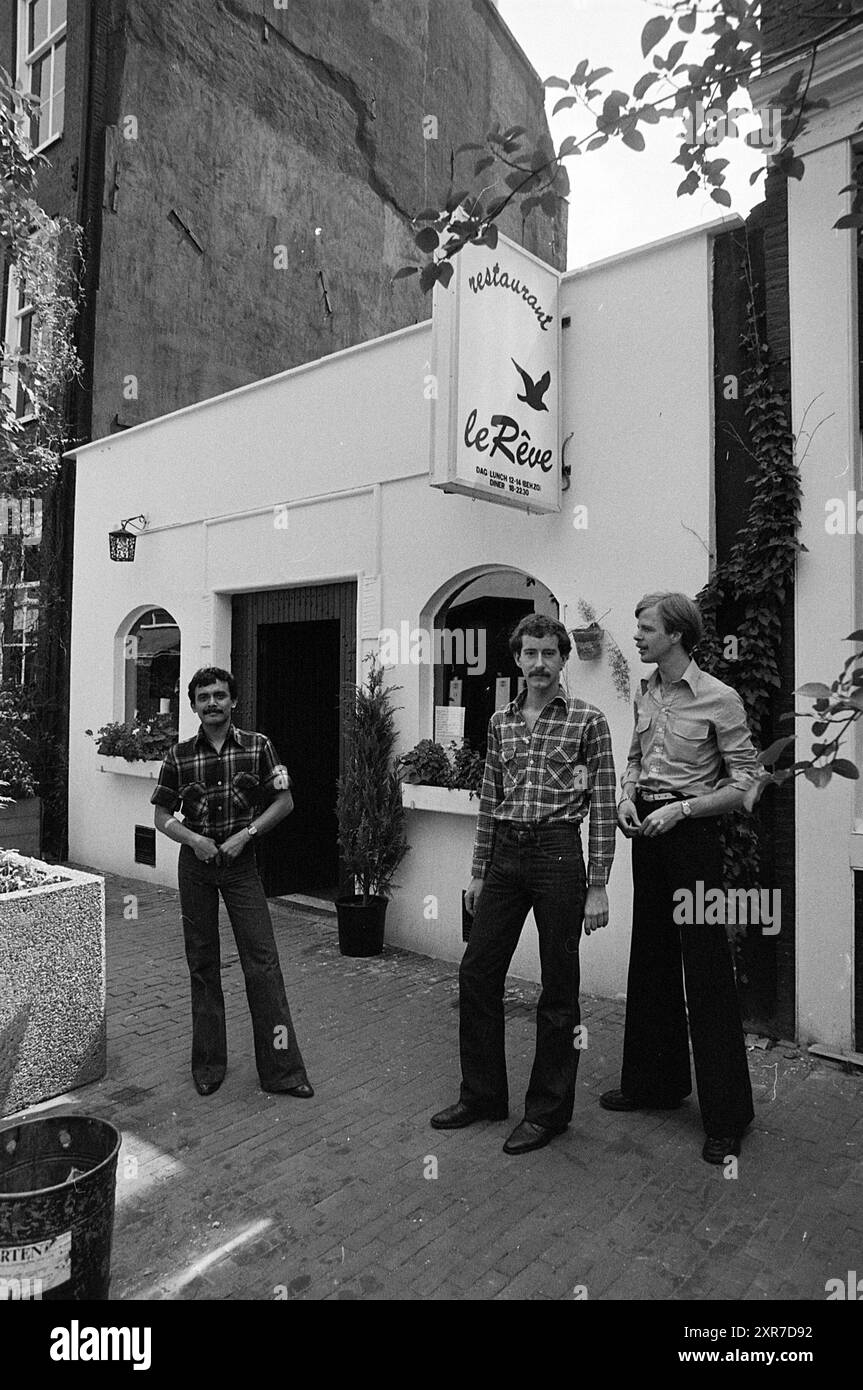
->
xmin=600 ymin=593 xmax=760 ymax=1164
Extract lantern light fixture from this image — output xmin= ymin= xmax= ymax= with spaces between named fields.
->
xmin=108 ymin=514 xmax=147 ymax=562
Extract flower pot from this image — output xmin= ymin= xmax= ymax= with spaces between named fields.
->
xmin=335 ymin=895 xmax=388 ymax=957
xmin=572 ymin=626 xmax=604 ymax=661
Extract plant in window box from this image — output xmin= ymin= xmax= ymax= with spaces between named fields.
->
xmin=85 ymin=714 xmax=178 ymax=762
xmin=398 ymin=738 xmax=453 ymax=787
xmin=335 ymin=659 xmax=409 ymax=957
xmin=398 ymin=739 xmax=484 ymax=795
xmin=448 ymin=741 xmax=484 ymax=795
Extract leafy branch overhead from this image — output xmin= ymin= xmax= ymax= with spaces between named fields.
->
xmin=397 ymin=0 xmax=857 ymax=291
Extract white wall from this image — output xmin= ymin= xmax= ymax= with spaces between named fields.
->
xmin=70 ymin=227 xmax=717 ymax=999
xmin=789 ymin=140 xmax=859 ymax=1052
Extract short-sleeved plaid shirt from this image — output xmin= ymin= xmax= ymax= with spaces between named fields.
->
xmin=471 ymin=690 xmax=617 ymax=888
xmin=150 ymin=724 xmax=290 ymax=844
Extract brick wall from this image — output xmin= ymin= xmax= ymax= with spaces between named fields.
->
xmin=762 ymin=0 xmax=863 ymax=60
xmin=87 ymin=0 xmax=565 ymax=439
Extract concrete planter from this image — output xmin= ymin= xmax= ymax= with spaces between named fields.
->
xmin=400 ymin=784 xmax=479 ymax=816
xmin=96 ymin=755 xmax=162 ymax=780
xmin=0 ymin=857 xmax=106 ymax=1118
xmin=0 ymin=796 xmax=42 ymax=856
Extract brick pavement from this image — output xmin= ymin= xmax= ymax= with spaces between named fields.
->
xmin=12 ymin=869 xmax=863 ymax=1301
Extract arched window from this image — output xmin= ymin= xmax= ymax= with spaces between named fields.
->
xmin=124 ymin=608 xmax=181 ymax=725
xmin=432 ymin=570 xmax=559 ymax=751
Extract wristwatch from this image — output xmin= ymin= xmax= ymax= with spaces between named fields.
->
xmin=680 ymin=801 xmax=692 ymax=818
xmin=246 ymin=822 xmax=258 ymax=838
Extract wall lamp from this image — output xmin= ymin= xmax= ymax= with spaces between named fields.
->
xmin=108 ymin=514 xmax=147 ymax=562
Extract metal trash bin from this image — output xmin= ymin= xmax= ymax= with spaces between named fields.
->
xmin=0 ymin=1114 xmax=122 ymax=1300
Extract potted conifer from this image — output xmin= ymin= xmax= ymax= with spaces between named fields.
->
xmin=335 ymin=659 xmax=409 ymax=957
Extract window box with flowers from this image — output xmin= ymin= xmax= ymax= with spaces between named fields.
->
xmin=86 ymin=715 xmax=177 ymax=779
xmin=398 ymin=739 xmax=483 ymax=816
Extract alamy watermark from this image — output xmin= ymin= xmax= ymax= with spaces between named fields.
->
xmin=681 ymin=101 xmax=783 ymax=155
xmin=672 ymin=882 xmax=780 ymax=935
xmin=378 ymin=622 xmax=487 ymax=674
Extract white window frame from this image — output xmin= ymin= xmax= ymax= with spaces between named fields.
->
xmin=2 ymin=263 xmax=38 ymax=423
xmin=124 ymin=609 xmax=182 ymax=725
xmin=16 ymin=0 xmax=67 ymax=153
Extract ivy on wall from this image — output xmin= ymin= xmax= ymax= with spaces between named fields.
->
xmin=694 ymin=235 xmax=804 ymax=894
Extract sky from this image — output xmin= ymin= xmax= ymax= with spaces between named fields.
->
xmin=497 ymin=0 xmax=765 ymax=268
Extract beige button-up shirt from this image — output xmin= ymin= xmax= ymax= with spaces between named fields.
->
xmin=621 ymin=659 xmax=759 ymax=799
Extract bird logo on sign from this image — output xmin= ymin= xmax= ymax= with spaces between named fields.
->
xmin=511 ymin=359 xmax=551 ymax=412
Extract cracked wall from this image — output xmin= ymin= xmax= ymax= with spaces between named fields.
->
xmin=86 ymin=0 xmax=565 ymax=437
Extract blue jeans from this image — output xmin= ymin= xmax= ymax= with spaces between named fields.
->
xmin=177 ymin=844 xmax=308 ymax=1089
xmin=459 ymin=822 xmax=587 ymax=1130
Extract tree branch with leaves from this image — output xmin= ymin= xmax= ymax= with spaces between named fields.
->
xmin=397 ymin=1 xmax=859 ymax=290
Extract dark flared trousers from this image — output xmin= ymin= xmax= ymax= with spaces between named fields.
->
xmin=177 ymin=843 xmax=308 ymax=1090
xmin=459 ymin=822 xmax=588 ymax=1131
xmin=619 ymin=795 xmax=754 ymax=1136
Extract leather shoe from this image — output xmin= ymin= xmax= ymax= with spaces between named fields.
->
xmin=194 ymin=1076 xmax=223 ymax=1096
xmin=265 ymin=1081 xmax=315 ymax=1097
xmin=430 ymin=1100 xmax=507 ymax=1129
xmin=502 ymin=1120 xmax=560 ymax=1155
xmin=599 ymin=1088 xmax=683 ymax=1112
xmin=702 ymin=1133 xmax=742 ymax=1164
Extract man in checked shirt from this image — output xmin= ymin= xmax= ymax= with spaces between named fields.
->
xmin=151 ymin=667 xmax=313 ymax=1099
xmin=600 ymin=593 xmax=759 ymax=1165
xmin=431 ymin=614 xmax=617 ymax=1155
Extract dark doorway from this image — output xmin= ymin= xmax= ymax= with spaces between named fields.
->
xmin=232 ymin=581 xmax=356 ymax=903
xmin=256 ymin=619 xmax=341 ymax=897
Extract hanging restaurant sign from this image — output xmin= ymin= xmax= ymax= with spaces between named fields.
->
xmin=429 ymin=233 xmax=561 ymax=514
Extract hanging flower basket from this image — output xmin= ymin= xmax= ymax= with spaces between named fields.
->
xmin=571 ymin=624 xmax=604 ymax=661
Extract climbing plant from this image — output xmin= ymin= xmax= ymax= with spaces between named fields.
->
xmin=692 ymin=232 xmax=804 ymax=889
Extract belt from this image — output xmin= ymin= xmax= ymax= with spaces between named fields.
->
xmin=636 ymin=790 xmax=690 ymax=803
xmin=498 ymin=821 xmax=580 ymax=839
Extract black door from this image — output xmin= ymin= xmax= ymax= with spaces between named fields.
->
xmin=256 ymin=619 xmax=341 ymax=897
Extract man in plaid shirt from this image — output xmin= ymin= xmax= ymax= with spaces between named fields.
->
xmin=431 ymin=615 xmax=617 ymax=1154
xmin=152 ymin=667 xmax=312 ymax=1099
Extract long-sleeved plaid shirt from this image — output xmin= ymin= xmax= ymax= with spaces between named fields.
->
xmin=471 ymin=690 xmax=617 ymax=888
xmin=150 ymin=723 xmax=290 ymax=844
